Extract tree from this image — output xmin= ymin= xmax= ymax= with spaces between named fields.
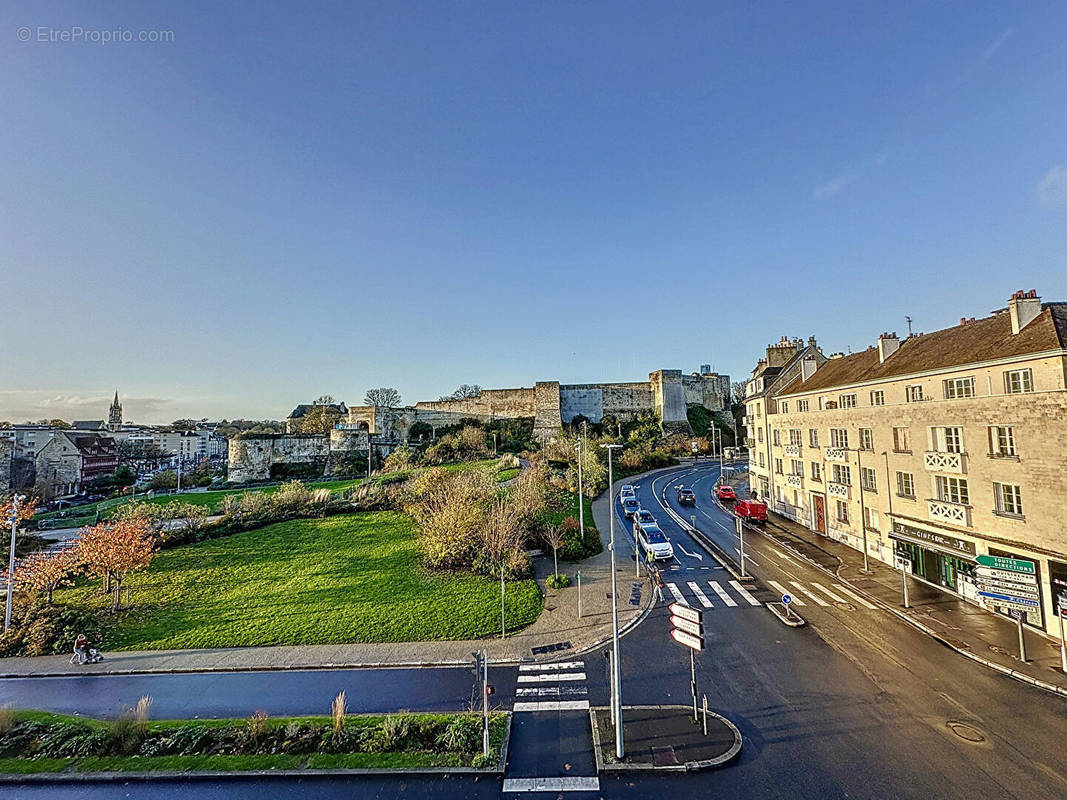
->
xmin=364 ymin=387 xmax=401 ymax=408
xmin=75 ymin=519 xmax=156 ymax=611
xmin=440 ymin=385 xmax=482 ymax=401
xmin=542 ymin=524 xmax=565 ymax=580
xmin=731 ymin=381 xmax=747 ymax=405
xmin=149 ymin=470 xmax=177 ymax=491
xmin=1 ymin=496 xmax=38 ymax=526
xmin=299 ymin=405 xmax=344 ymax=435
xmin=314 ymin=394 xmax=337 ymax=405
xmin=16 ymin=549 xmax=81 ymax=604
xmin=49 ymin=419 xmax=71 ymax=430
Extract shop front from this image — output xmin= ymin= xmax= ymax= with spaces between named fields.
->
xmin=889 ymin=520 xmax=977 ymax=597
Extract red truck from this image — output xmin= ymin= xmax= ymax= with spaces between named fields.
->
xmin=734 ymin=499 xmax=767 ymax=524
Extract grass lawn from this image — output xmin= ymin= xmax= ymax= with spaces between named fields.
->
xmin=57 ymin=511 xmax=543 ymax=650
xmin=495 ymin=467 xmax=520 ymax=483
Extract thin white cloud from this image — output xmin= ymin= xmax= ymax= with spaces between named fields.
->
xmin=872 ymin=151 xmax=889 ymax=167
xmin=813 ymin=173 xmax=858 ymax=199
xmin=1037 ymin=165 xmax=1067 ymax=206
xmin=983 ymin=28 xmax=1013 ymax=61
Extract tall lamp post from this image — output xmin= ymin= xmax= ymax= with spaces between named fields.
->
xmin=600 ymin=442 xmax=624 ymax=759
xmin=4 ymin=494 xmax=24 ymax=633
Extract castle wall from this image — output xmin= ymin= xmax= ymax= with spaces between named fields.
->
xmin=227 ymin=434 xmax=330 ymax=483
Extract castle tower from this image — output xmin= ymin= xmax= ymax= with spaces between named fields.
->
xmin=108 ymin=391 xmax=122 ymax=431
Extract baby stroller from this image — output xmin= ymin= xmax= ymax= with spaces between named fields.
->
xmin=85 ymin=648 xmax=105 ymax=664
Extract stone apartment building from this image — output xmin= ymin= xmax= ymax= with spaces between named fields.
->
xmin=744 ymin=290 xmax=1067 ymax=639
xmin=34 ymin=431 xmax=119 ymax=499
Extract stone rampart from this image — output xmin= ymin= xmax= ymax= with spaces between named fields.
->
xmin=227 ymin=434 xmax=330 ymax=483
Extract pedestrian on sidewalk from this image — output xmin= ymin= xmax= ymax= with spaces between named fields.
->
xmin=69 ymin=634 xmax=89 ymax=665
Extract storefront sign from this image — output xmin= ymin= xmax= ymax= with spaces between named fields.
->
xmin=890 ymin=522 xmax=976 ymax=558
xmin=976 ymin=554 xmax=1035 ymax=575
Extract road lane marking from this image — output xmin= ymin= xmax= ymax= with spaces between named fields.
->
xmin=768 ymin=580 xmax=804 ymax=605
xmin=734 ymin=547 xmax=759 ymax=566
xmin=812 ymin=582 xmax=848 ymax=604
xmin=771 ymin=547 xmax=796 ymax=562
xmin=790 ymin=581 xmax=829 ymax=606
xmin=518 ymin=661 xmax=584 ymax=671
xmin=716 ymin=520 xmax=729 ymax=531
xmin=728 ymin=580 xmax=761 ymax=606
xmin=708 ymin=580 xmax=738 ymax=607
xmin=834 ymin=584 xmax=878 ymax=609
xmin=515 ymin=687 xmax=588 ymax=696
xmin=677 ymin=543 xmax=702 ymax=560
xmin=511 ymin=700 xmax=591 ymax=713
xmin=502 ymin=776 xmax=600 ymax=792
xmin=686 ymin=581 xmax=713 ymax=607
xmin=666 ymin=583 xmax=687 ymax=604
xmin=516 ymin=672 xmax=586 ymax=683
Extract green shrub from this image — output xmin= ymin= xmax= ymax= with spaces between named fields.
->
xmin=381 ymin=714 xmax=411 ymax=749
xmin=0 ymin=602 xmax=104 ymax=658
xmin=546 ymin=573 xmax=571 ymax=589
xmin=438 ymin=715 xmax=480 ymax=753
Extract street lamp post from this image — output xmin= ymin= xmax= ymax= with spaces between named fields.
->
xmin=5 ymin=494 xmax=24 ymax=633
xmin=855 ymin=448 xmax=870 ymax=573
xmin=600 ymin=442 xmax=624 ymax=760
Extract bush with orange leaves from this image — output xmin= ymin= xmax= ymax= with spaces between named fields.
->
xmin=74 ymin=518 xmax=156 ymax=611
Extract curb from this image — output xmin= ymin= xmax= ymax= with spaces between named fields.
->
xmin=0 ymin=764 xmax=501 ymax=784
xmin=589 ymin=704 xmax=742 ymax=772
xmin=766 ymin=602 xmax=805 ymax=627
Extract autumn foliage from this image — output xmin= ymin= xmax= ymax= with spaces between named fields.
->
xmin=15 ymin=549 xmax=82 ymax=604
xmin=75 ymin=519 xmax=156 ymax=611
xmin=2 ymin=496 xmax=39 ymax=526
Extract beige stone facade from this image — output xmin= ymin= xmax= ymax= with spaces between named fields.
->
xmin=745 ymin=292 xmax=1067 ymax=639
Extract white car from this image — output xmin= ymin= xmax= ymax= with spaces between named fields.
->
xmin=632 ymin=509 xmax=657 ymax=538
xmin=620 ymin=484 xmax=637 ymax=499
xmin=637 ymin=524 xmax=674 ymax=561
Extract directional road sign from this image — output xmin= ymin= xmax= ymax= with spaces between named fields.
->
xmin=670 ymin=614 xmax=703 ymax=638
xmin=670 ymin=628 xmax=704 ymax=652
xmin=976 ymin=579 xmax=1040 ymax=600
xmin=669 ymin=603 xmax=702 ymax=624
xmin=781 ymin=594 xmax=793 ymax=606
xmin=976 ymin=555 xmax=1035 ymax=575
xmin=976 ymin=566 xmax=1037 ymax=584
xmin=977 ymin=590 xmax=1040 ymax=611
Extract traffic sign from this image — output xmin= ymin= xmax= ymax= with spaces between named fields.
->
xmin=976 ymin=578 xmax=1040 ymax=600
xmin=782 ymin=594 xmax=793 ymax=605
xmin=669 ymin=603 xmax=702 ymax=624
xmin=978 ymin=590 xmax=1040 ymax=610
xmin=976 ymin=555 xmax=1035 ymax=575
xmin=670 ymin=627 xmax=704 ymax=652
xmin=976 ymin=566 xmax=1037 ymax=584
xmin=670 ymin=614 xmax=703 ymax=638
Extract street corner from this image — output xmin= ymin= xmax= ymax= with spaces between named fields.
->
xmin=589 ymin=704 xmax=742 ymax=772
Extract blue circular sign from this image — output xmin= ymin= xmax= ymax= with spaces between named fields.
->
xmin=782 ymin=594 xmax=793 ymax=605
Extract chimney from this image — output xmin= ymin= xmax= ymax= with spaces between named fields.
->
xmin=877 ymin=332 xmax=900 ymax=363
xmin=1008 ymin=289 xmax=1042 ymax=334
xmin=801 ymin=354 xmax=818 ymax=381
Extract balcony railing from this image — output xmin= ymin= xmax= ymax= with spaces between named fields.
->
xmin=923 ymin=451 xmax=965 ymax=474
xmin=928 ymin=500 xmax=971 ymax=527
xmin=786 ymin=474 xmax=803 ymax=489
xmin=784 ymin=444 xmax=801 ymax=457
xmin=825 ymin=447 xmax=848 ymax=462
xmin=827 ymin=481 xmax=850 ymax=499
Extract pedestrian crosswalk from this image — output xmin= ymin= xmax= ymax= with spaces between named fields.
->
xmin=665 ymin=577 xmax=878 ymax=613
xmin=664 ymin=580 xmax=760 ymax=610
xmin=512 ymin=661 xmax=589 ymax=712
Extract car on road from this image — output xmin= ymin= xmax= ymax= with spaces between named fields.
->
xmin=677 ymin=487 xmax=696 ymax=505
xmin=632 ymin=509 xmax=657 ymax=537
xmin=636 ymin=523 xmax=674 ymax=561
xmin=620 ymin=484 xmax=637 ymax=499
xmin=735 ymin=498 xmax=767 ymax=523
xmin=622 ymin=496 xmax=640 ymax=519
xmin=716 ymin=485 xmax=736 ymax=501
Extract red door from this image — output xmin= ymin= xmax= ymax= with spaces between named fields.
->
xmin=813 ymin=494 xmax=826 ymax=534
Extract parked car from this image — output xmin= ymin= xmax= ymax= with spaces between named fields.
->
xmin=734 ymin=498 xmax=767 ymax=523
xmin=620 ymin=484 xmax=637 ymax=499
xmin=622 ymin=497 xmax=641 ymax=519
xmin=637 ymin=524 xmax=674 ymax=561
xmin=716 ymin=485 xmax=737 ymax=501
xmin=677 ymin=487 xmax=696 ymax=505
xmin=632 ymin=509 xmax=657 ymax=538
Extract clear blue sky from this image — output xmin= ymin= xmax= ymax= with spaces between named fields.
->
xmin=2 ymin=1 xmax=1065 ymax=423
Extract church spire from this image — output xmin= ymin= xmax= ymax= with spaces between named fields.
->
xmin=108 ymin=391 xmax=122 ymax=431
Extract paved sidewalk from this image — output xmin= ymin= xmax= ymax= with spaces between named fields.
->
xmin=0 ymin=482 xmax=657 ymax=678
xmin=759 ymin=509 xmax=1067 ymax=697
xmin=590 ymin=705 xmax=742 ymax=771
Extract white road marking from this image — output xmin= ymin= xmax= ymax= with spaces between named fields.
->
xmin=676 ymin=543 xmax=702 ymax=560
xmin=733 ymin=547 xmax=759 ymax=566
xmin=834 ymin=584 xmax=878 ymax=609
xmin=715 ymin=520 xmax=729 ymax=531
xmin=516 ymin=672 xmax=586 ymax=683
xmin=666 ymin=583 xmax=687 ymax=604
xmin=502 ymin=776 xmax=600 ymax=792
xmin=769 ymin=579 xmax=805 ymax=605
xmin=812 ymin=582 xmax=848 ymax=604
xmin=686 ymin=581 xmax=713 ymax=607
xmin=790 ymin=581 xmax=829 ymax=606
xmin=511 ymin=700 xmax=591 ymax=713
xmin=729 ymin=580 xmax=761 ymax=606
xmin=518 ymin=661 xmax=584 ymax=671
xmin=771 ymin=547 xmax=796 ymax=562
xmin=515 ymin=687 xmax=588 ymax=696
xmin=708 ymin=580 xmax=738 ymax=607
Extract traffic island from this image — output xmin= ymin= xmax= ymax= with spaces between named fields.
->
xmin=589 ymin=705 xmax=741 ymax=772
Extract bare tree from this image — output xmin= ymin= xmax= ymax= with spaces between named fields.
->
xmin=364 ymin=387 xmax=402 ymax=408
xmin=542 ymin=524 xmax=565 ymax=579
xmin=440 ymin=384 xmax=482 ymax=401
xmin=731 ymin=381 xmax=747 ymax=405
xmin=314 ymin=394 xmax=337 ymax=405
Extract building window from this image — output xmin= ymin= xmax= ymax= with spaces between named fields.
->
xmin=943 ymin=376 xmax=975 ymax=399
xmin=993 ymin=482 xmax=1023 ymax=517
xmin=870 ymin=390 xmax=885 ymax=406
xmin=907 ymin=384 xmax=924 ymax=402
xmin=809 ymin=428 xmax=819 ymax=447
xmin=781 ymin=401 xmax=789 ymax=413
xmin=832 ymin=464 xmax=852 ymax=485
xmin=789 ymin=429 xmax=803 ymax=446
xmin=830 ymin=428 xmax=849 ymax=448
xmin=758 ymin=428 xmax=763 ymax=443
xmin=988 ymin=425 xmax=1016 ymax=457
xmin=758 ymin=453 xmax=765 ymax=468
xmin=836 ymin=500 xmax=849 ymax=524
xmin=1004 ymin=369 xmax=1033 ymax=394
xmin=840 ymin=394 xmax=857 ymax=409
xmin=935 ymin=475 xmax=970 ymax=505
xmin=791 ymin=459 xmax=803 ymax=476
xmin=863 ymin=506 xmax=879 ymax=531
xmin=931 ymin=426 xmax=963 ymax=453
xmin=811 ymin=462 xmax=822 ymax=482
xmin=798 ymin=399 xmax=810 ymax=412
xmin=896 ymin=471 xmax=915 ymax=498
xmin=773 ymin=429 xmax=781 ymax=446
xmin=775 ymin=458 xmax=784 ymax=474
xmin=893 ymin=427 xmax=910 ymax=453
xmin=860 ymin=466 xmax=877 ymax=492
xmin=859 ymin=428 xmax=873 ymax=451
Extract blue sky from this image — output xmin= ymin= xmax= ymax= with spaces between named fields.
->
xmin=2 ymin=1 xmax=1065 ymax=423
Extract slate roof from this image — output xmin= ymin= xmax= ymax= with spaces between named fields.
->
xmin=779 ymin=304 xmax=1067 ymax=396
xmin=286 ymin=403 xmax=348 ymax=419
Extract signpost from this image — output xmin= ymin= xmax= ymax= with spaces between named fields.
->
xmin=974 ymin=555 xmax=1040 ymax=661
xmin=976 ymin=554 xmax=1036 ymax=574
xmin=669 ymin=602 xmax=704 ymax=720
xmin=1059 ymin=597 xmax=1067 ymax=674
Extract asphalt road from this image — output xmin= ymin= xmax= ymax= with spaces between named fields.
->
xmin=5 ymin=461 xmax=1067 ymax=798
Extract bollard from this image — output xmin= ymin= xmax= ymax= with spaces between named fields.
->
xmin=702 ymin=694 xmax=708 ymax=736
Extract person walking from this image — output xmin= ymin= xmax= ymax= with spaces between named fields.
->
xmin=70 ymin=634 xmax=89 ymax=665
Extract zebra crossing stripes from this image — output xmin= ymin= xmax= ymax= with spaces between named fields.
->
xmin=502 ymin=777 xmax=600 ymax=792
xmin=708 ymin=581 xmax=738 ymax=607
xmin=768 ymin=580 xmax=804 ymax=605
xmin=518 ymin=661 xmax=582 ymax=671
xmin=812 ymin=582 xmax=847 ymax=604
xmin=834 ymin=584 xmax=878 ymax=609
xmin=516 ymin=672 xmax=586 ymax=683
xmin=666 ymin=583 xmax=687 ymax=604
xmin=729 ymin=580 xmax=761 ymax=606
xmin=686 ymin=582 xmax=713 ymax=607
xmin=790 ymin=581 xmax=829 ymax=606
xmin=512 ymin=661 xmax=588 ymax=712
